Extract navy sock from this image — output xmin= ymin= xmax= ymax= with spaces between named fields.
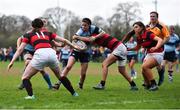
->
xmin=43 ymin=73 xmax=52 ymax=88
xmin=100 ymin=80 xmax=105 ymax=86
xmin=158 ymin=66 xmax=165 ymax=77
xmin=150 ymin=79 xmax=157 ymax=86
xmin=60 ymin=76 xmax=75 ymax=95
xmin=168 ymin=70 xmax=173 ymax=76
xmin=130 ymin=80 xmax=136 ymax=86
xmin=23 ymin=79 xmax=33 ymax=96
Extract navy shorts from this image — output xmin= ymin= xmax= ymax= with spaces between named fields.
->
xmin=127 ymin=54 xmax=137 ymax=62
xmin=70 ymin=50 xmax=90 ymax=63
xmin=164 ymin=51 xmax=177 ymax=62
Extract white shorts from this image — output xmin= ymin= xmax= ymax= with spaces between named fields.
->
xmin=112 ymin=43 xmax=127 ymax=66
xmin=30 ymin=48 xmax=59 ymax=71
xmin=144 ymin=52 xmax=163 ymax=65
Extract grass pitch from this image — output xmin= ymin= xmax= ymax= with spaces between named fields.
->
xmin=0 ymin=61 xmax=180 ymax=109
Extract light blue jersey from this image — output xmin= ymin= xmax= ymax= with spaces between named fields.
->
xmin=164 ymin=33 xmax=180 ymax=52
xmin=75 ymin=25 xmax=103 ymax=52
xmin=60 ymin=48 xmax=70 ymax=60
xmin=75 ymin=25 xmax=102 ymax=36
xmin=21 ymin=35 xmax=35 ymax=52
xmin=125 ymin=41 xmax=137 ymax=55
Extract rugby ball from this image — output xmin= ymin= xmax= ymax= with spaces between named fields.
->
xmin=72 ymin=40 xmax=87 ymax=51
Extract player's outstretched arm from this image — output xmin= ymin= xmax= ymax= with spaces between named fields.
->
xmin=7 ymin=43 xmax=26 ymax=71
xmin=55 ymin=36 xmax=81 ymax=50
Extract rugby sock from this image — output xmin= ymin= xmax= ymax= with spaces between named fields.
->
xmin=23 ymin=79 xmax=33 ymax=96
xmin=79 ymin=74 xmax=86 ymax=87
xmin=100 ymin=80 xmax=105 ymax=86
xmin=150 ymin=79 xmax=157 ymax=86
xmin=130 ymin=80 xmax=136 ymax=87
xmin=58 ymin=81 xmax=62 ymax=85
xmin=131 ymin=69 xmax=136 ymax=77
xmin=60 ymin=76 xmax=75 ymax=95
xmin=131 ymin=69 xmax=135 ymax=74
xmin=158 ymin=66 xmax=165 ymax=79
xmin=43 ymin=73 xmax=52 ymax=88
xmin=158 ymin=66 xmax=165 ymax=86
xmin=168 ymin=70 xmax=173 ymax=76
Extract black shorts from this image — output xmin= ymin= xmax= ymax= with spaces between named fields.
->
xmin=23 ymin=49 xmax=34 ymax=56
xmin=127 ymin=54 xmax=137 ymax=62
xmin=70 ymin=50 xmax=90 ymax=63
xmin=164 ymin=51 xmax=177 ymax=62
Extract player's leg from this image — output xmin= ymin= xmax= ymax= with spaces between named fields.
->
xmin=40 ymin=70 xmax=53 ymax=89
xmin=129 ymin=57 xmax=137 ymax=79
xmin=78 ymin=52 xmax=90 ymax=89
xmin=142 ymin=56 xmax=159 ymax=91
xmin=118 ymin=65 xmax=138 ymax=91
xmin=52 ymin=56 xmax=76 ymax=90
xmin=50 ymin=66 xmax=78 ymax=96
xmin=93 ymin=53 xmax=117 ymax=90
xmin=22 ymin=64 xmax=38 ymax=99
xmin=79 ymin=63 xmax=88 ymax=89
xmin=18 ymin=53 xmax=32 ymax=90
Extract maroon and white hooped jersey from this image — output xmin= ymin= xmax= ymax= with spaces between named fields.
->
xmin=22 ymin=30 xmax=57 ymax=50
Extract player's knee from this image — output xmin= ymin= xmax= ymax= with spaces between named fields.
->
xmin=102 ymin=63 xmax=108 ymax=68
xmin=25 ymin=60 xmax=30 ymax=66
xmin=142 ymin=65 xmax=149 ymax=72
xmin=21 ymin=76 xmax=29 ymax=81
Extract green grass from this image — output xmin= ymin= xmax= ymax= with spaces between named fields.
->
xmin=0 ymin=61 xmax=180 ymax=109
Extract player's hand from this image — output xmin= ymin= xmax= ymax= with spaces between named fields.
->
xmin=72 ymin=36 xmax=79 ymax=40
xmin=74 ymin=45 xmax=83 ymax=51
xmin=7 ymin=62 xmax=13 ymax=71
xmin=150 ymin=47 xmax=157 ymax=52
xmin=90 ymin=36 xmax=96 ymax=42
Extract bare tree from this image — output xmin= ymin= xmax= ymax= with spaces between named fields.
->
xmin=0 ymin=15 xmax=31 ymax=47
xmin=106 ymin=2 xmax=141 ymax=40
xmin=64 ymin=16 xmax=81 ymax=40
xmin=43 ymin=7 xmax=76 ymax=37
xmin=114 ymin=2 xmax=141 ymax=33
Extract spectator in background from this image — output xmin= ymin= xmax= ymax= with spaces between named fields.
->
xmin=3 ymin=48 xmax=9 ymax=61
xmin=0 ymin=48 xmax=4 ymax=61
xmin=103 ymin=48 xmax=111 ymax=58
xmin=92 ymin=47 xmax=101 ymax=62
xmin=8 ymin=46 xmax=14 ymax=61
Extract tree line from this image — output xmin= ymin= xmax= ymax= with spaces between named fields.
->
xmin=0 ymin=2 xmax=180 ymax=49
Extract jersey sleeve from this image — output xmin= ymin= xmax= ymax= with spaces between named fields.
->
xmin=149 ymin=32 xmax=156 ymax=40
xmin=162 ymin=25 xmax=170 ymax=38
xmin=75 ymin=28 xmax=82 ymax=36
xmin=22 ymin=34 xmax=30 ymax=44
xmin=51 ymin=33 xmax=57 ymax=39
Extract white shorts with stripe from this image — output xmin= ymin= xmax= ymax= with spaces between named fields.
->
xmin=112 ymin=43 xmax=127 ymax=66
xmin=144 ymin=52 xmax=163 ymax=65
xmin=30 ymin=48 xmax=59 ymax=71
